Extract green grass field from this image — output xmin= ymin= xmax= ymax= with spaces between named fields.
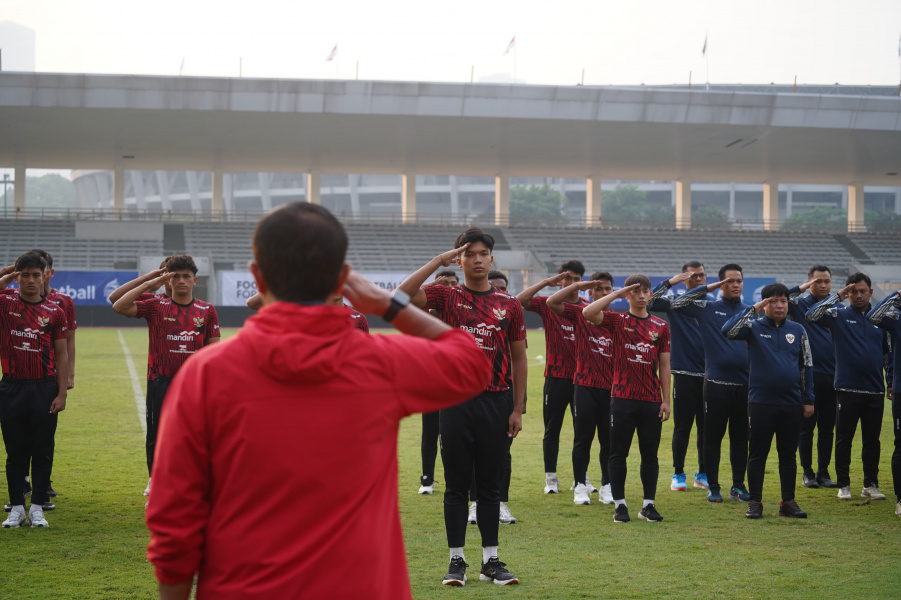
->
xmin=2 ymin=327 xmax=899 ymax=599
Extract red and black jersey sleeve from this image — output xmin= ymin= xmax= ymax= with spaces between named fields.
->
xmin=204 ymin=305 xmax=221 ymax=343
xmin=527 ymin=296 xmax=578 ymax=379
xmin=423 ymin=284 xmax=451 ymax=314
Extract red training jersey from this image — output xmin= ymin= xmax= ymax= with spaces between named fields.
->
xmin=0 ymin=294 xmax=67 ymax=379
xmin=46 ymin=289 xmax=77 ymax=331
xmin=526 ymin=295 xmax=586 ymax=380
xmin=349 ymin=307 xmax=370 ymax=333
xmin=563 ymin=303 xmax=614 ymax=390
xmin=598 ymin=311 xmax=670 ymax=402
xmin=425 ymin=284 xmax=526 ymax=393
xmin=135 ymin=296 xmax=220 ymax=380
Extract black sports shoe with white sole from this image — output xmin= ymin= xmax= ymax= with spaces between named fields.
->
xmin=639 ymin=503 xmax=663 ymax=522
xmin=442 ymin=557 xmax=467 ymax=586
xmin=479 ymin=558 xmax=519 ymax=585
xmin=613 ymin=505 xmax=631 ymax=523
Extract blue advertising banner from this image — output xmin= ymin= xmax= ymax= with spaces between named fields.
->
xmin=50 ymin=271 xmax=139 ymax=306
xmin=576 ymin=275 xmax=777 ymax=309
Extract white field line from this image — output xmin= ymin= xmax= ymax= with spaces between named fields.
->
xmin=117 ymin=329 xmax=146 ymax=434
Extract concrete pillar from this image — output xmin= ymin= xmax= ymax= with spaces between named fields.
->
xmin=848 ymin=183 xmax=865 ymax=233
xmin=763 ymin=182 xmax=779 ymax=231
xmin=350 ymin=174 xmax=361 ymax=215
xmin=306 ymin=172 xmax=320 ymax=205
xmin=728 ymin=183 xmax=736 ymax=219
xmin=258 ymin=173 xmax=272 ymax=211
xmin=894 ymin=186 xmax=901 ymax=215
xmin=113 ymin=166 xmax=125 ymax=216
xmin=786 ymin=185 xmax=793 ymax=217
xmin=675 ymin=179 xmax=691 ymax=230
xmin=586 ymin=176 xmax=602 ymax=227
xmin=14 ymin=165 xmax=26 ymax=218
xmin=449 ymin=175 xmax=460 ymax=216
xmin=130 ymin=171 xmax=147 ymax=211
xmin=211 ymin=170 xmax=224 ymax=221
xmin=401 ymin=174 xmax=416 ymax=223
xmin=223 ymin=173 xmax=234 ymax=213
xmin=495 ymin=175 xmax=509 ymax=226
xmin=155 ymin=170 xmax=171 ymax=211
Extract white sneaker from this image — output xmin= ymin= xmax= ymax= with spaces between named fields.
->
xmin=467 ymin=502 xmax=477 ymax=524
xmin=861 ymin=486 xmax=887 ymax=500
xmin=585 ymin=477 xmax=599 ymax=494
xmin=573 ymin=483 xmax=591 ymax=505
xmin=599 ymin=484 xmax=614 ymax=505
xmin=144 ymin=478 xmax=151 ymax=496
xmin=2 ymin=506 xmax=27 ymax=528
xmin=418 ymin=484 xmax=434 ymax=495
xmin=895 ymin=500 xmax=901 ymax=517
xmin=544 ymin=476 xmax=559 ymax=494
xmin=29 ymin=505 xmax=48 ymax=528
xmin=499 ymin=502 xmax=517 ymax=524
xmin=837 ymin=486 xmax=852 ymax=500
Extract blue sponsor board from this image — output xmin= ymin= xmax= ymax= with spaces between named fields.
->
xmin=50 ymin=271 xmax=138 ymax=305
xmin=580 ymin=275 xmax=776 ymax=309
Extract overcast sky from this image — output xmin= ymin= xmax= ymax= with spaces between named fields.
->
xmin=3 ymin=0 xmax=901 ymax=87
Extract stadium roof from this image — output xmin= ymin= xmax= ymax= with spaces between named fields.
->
xmin=1 ymin=73 xmax=901 ymax=186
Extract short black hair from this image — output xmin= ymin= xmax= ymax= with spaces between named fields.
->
xmin=808 ymin=265 xmax=831 ymax=278
xmin=15 ymin=252 xmax=47 ymax=273
xmin=719 ymin=263 xmax=743 ymax=281
xmin=29 ymin=249 xmax=53 ymax=269
xmin=761 ymin=282 xmax=790 ymax=299
xmin=624 ymin=273 xmax=651 ymax=289
xmin=590 ymin=271 xmax=613 ymax=283
xmin=558 ymin=260 xmax=585 ymax=277
xmin=166 ymin=255 xmax=198 ymax=275
xmin=253 ymin=203 xmax=348 ymax=303
xmin=682 ymin=260 xmax=703 ymax=272
xmin=846 ymin=272 xmax=872 ymax=288
xmin=159 ymin=255 xmax=173 ymax=269
xmin=454 ymin=228 xmax=494 ymax=251
xmin=436 ymin=269 xmax=458 ymax=280
xmin=487 ymin=270 xmax=508 ymax=285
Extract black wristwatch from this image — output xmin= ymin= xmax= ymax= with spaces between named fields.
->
xmin=382 ymin=289 xmax=411 ymax=322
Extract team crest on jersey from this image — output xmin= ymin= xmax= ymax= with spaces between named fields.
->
xmin=193 ymin=316 xmax=205 ymax=328
xmin=492 ymin=307 xmax=507 ymax=320
xmin=785 ymin=333 xmax=795 ymax=344
xmin=37 ymin=316 xmax=50 ymax=329
xmin=649 ymin=331 xmax=658 ymax=342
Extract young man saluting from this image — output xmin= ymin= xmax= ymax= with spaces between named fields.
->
xmin=582 ymin=275 xmax=671 ymax=523
xmin=723 ymin=283 xmax=814 ymax=519
xmin=400 ymin=228 xmax=526 ymax=586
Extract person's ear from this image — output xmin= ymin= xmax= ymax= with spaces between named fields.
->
xmin=250 ymin=262 xmax=269 ymax=297
xmin=331 ymin=263 xmax=351 ymax=297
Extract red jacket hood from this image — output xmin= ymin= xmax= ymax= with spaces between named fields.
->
xmin=242 ymin=302 xmax=357 ymax=383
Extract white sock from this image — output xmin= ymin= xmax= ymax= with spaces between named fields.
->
xmin=614 ymin=499 xmax=626 ymax=508
xmin=9 ymin=504 xmax=24 ymax=514
xmin=483 ymin=546 xmax=498 ymax=563
xmin=546 ymin=472 xmax=556 ymax=479
xmin=643 ymin=499 xmax=655 ymax=508
xmin=450 ymin=548 xmax=465 ymax=562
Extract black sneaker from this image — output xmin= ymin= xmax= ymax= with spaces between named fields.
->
xmin=817 ymin=471 xmax=838 ymax=488
xmin=46 ymin=482 xmax=58 ymax=498
xmin=639 ymin=503 xmax=663 ymax=522
xmin=613 ymin=505 xmax=631 ymax=523
xmin=802 ymin=471 xmax=819 ymax=489
xmin=479 ymin=558 xmax=519 ymax=586
xmin=42 ymin=501 xmax=56 ymax=511
xmin=778 ymin=499 xmax=807 ymax=518
xmin=746 ymin=500 xmax=764 ymax=519
xmin=23 ymin=478 xmax=32 ymax=497
xmin=442 ymin=556 xmax=468 ymax=587
xmin=730 ymin=484 xmax=751 ymax=502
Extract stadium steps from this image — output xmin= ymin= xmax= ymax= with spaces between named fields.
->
xmin=833 ymin=234 xmax=875 ymax=264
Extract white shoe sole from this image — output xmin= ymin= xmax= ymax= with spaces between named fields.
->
xmin=543 ymin=487 xmax=559 ymax=494
xmin=670 ymin=485 xmax=687 ymax=491
xmin=2 ymin=520 xmax=26 ymax=528
xmin=442 ymin=576 xmax=466 ymax=587
xmin=574 ymin=497 xmax=591 ymax=505
xmin=480 ymin=574 xmax=519 ymax=585
xmin=861 ymin=492 xmax=886 ymax=500
xmin=418 ymin=487 xmax=434 ymax=495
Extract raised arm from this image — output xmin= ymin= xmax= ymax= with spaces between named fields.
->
xmin=397 ymin=244 xmax=470 ymax=309
xmin=867 ymin=290 xmax=901 ymax=330
xmin=582 ymin=283 xmax=638 ymax=325
xmin=722 ymin=299 xmax=772 ymax=340
xmin=107 ymin=268 xmax=166 ymax=304
xmin=805 ymin=290 xmax=845 ymax=326
xmin=113 ymin=272 xmax=173 ymax=318
xmin=649 ymin=272 xmax=691 ymax=312
xmin=546 ymin=280 xmax=596 ymax=316
xmin=670 ymin=283 xmax=710 ymax=312
xmin=517 ymin=272 xmax=567 ymax=309
xmin=0 ymin=265 xmax=20 ymax=289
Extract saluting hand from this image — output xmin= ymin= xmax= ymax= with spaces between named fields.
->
xmin=836 ymin=283 xmax=856 ymax=302
xmin=753 ymin=297 xmax=776 ymax=313
xmin=799 ymin=277 xmax=824 ymax=292
xmin=668 ymin=272 xmax=692 ymax=286
xmin=436 ymin=243 xmax=471 ymax=267
xmin=342 ymin=272 xmax=392 ymax=315
xmin=544 ymin=272 xmax=569 ymax=287
xmin=0 ymin=266 xmax=21 ymax=289
xmin=617 ymin=283 xmax=641 ymax=297
xmin=708 ymin=277 xmax=736 ymax=291
xmin=424 ymin=275 xmax=453 ymax=288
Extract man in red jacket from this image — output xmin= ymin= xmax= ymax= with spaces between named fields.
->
xmin=146 ymin=203 xmax=491 ymax=600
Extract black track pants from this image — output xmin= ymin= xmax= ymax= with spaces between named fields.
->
xmin=671 ymin=374 xmax=705 ymax=474
xmin=835 ymin=390 xmax=883 ymax=489
xmin=609 ymin=397 xmax=662 ymax=502
xmin=420 ymin=411 xmax=440 ymax=486
xmin=747 ymin=403 xmax=803 ymax=502
xmin=542 ymin=377 xmax=575 ymax=473
xmin=0 ymin=379 xmax=59 ymax=507
xmin=441 ymin=391 xmax=512 ymax=548
xmin=572 ymin=385 xmax=611 ymax=486
xmin=797 ymin=372 xmax=837 ymax=474
xmin=146 ymin=376 xmax=172 ymax=476
xmin=702 ymin=380 xmax=749 ymax=492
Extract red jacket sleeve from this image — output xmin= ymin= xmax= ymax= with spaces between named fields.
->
xmin=146 ymin=357 xmax=212 ymax=585
xmin=385 ymin=329 xmax=491 ymax=416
